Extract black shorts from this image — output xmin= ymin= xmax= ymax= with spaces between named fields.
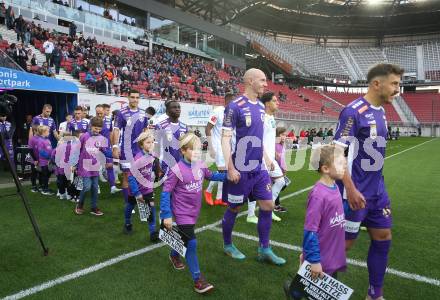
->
xmin=176 ymin=224 xmax=195 ymax=240
xmin=127 ymin=192 xmax=154 ymax=205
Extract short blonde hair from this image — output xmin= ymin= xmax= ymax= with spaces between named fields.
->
xmin=136 ymin=130 xmax=155 ymax=148
xmin=37 ymin=125 xmax=49 ymax=136
xmin=179 ymin=132 xmax=200 ymax=150
xmin=310 ymin=144 xmax=341 ymax=173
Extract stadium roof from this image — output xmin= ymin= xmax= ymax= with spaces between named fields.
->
xmin=157 ymin=0 xmax=440 ymax=37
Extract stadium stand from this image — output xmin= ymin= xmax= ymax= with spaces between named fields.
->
xmin=401 ymin=93 xmax=440 ymax=123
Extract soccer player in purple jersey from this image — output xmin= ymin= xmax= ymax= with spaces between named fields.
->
xmin=334 ymin=64 xmax=404 ymax=300
xmin=95 ymin=104 xmax=120 ymax=194
xmin=221 ymin=68 xmax=286 ymax=265
xmin=112 ymin=90 xmax=149 ymax=215
xmin=247 ymin=92 xmax=284 ymax=223
xmin=155 ymin=100 xmax=188 ymax=176
xmin=29 ymin=104 xmax=59 ymax=142
xmin=160 ymin=132 xmax=226 ymax=294
xmin=75 ymin=117 xmax=112 ymax=216
xmin=68 ymin=106 xmax=89 ymax=135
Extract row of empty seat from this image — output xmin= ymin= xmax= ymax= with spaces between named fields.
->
xmin=248 ymin=32 xmax=440 ymax=82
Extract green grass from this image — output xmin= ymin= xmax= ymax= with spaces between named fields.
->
xmin=0 ymin=137 xmax=439 ymax=299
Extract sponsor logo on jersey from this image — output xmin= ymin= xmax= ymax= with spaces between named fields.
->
xmin=358 ymin=105 xmax=369 ymax=114
xmin=330 ymin=212 xmax=346 ymax=228
xmin=365 ymin=113 xmax=375 ymax=120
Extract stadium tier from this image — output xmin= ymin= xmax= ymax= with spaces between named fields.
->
xmin=401 ymin=93 xmax=440 ymax=123
xmin=248 ymin=32 xmax=440 ymax=83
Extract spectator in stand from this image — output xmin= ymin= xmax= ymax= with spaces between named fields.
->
xmin=0 ymin=3 xmax=6 ymax=25
xmin=43 ymin=37 xmax=54 ymax=66
xmin=23 ymin=23 xmax=31 ymax=47
xmin=52 ymin=44 xmax=62 ymax=75
xmin=95 ymin=76 xmax=107 ymax=94
xmin=6 ymin=5 xmax=14 ymax=30
xmin=326 ymin=128 xmax=333 ymax=137
xmin=69 ymin=21 xmax=77 ymax=38
xmin=12 ymin=43 xmax=27 ymax=70
xmin=317 ymin=128 xmax=324 ymax=138
xmin=13 ymin=14 xmax=25 ymax=42
xmin=112 ymin=74 xmax=122 ymax=95
xmin=85 ymin=69 xmax=96 ymax=90
xmin=40 ymin=62 xmax=55 ymax=77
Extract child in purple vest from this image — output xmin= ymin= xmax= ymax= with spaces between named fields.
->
xmin=53 ymin=137 xmax=78 ymax=201
xmin=38 ymin=126 xmax=55 ymax=195
xmin=125 ymin=130 xmax=160 ymax=242
xmin=304 ymin=144 xmax=347 ymax=276
xmin=287 ymin=144 xmax=347 ymax=299
xmin=160 ymin=132 xmax=226 ymax=294
xmin=74 ymin=117 xmax=112 ymax=216
xmin=28 ymin=126 xmax=42 ymax=193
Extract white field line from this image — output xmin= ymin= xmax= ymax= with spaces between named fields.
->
xmin=2 ymin=139 xmax=436 ymax=299
xmin=209 ymin=227 xmax=440 ymax=287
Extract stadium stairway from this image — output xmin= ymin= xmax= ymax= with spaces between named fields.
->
xmin=0 ymin=24 xmax=89 ymax=93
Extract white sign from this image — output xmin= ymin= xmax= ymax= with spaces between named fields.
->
xmin=293 ymin=261 xmax=354 ymax=300
xmin=159 ymin=226 xmax=188 ymax=256
xmin=77 ymin=94 xmax=214 ymax=126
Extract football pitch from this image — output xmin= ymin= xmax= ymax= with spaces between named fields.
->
xmin=0 ymin=137 xmax=439 ymax=300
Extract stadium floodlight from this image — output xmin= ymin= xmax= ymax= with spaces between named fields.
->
xmin=367 ymin=0 xmax=382 ymax=4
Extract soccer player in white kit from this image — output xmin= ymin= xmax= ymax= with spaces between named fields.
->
xmin=203 ymin=93 xmax=234 ymax=206
xmin=247 ymin=92 xmax=284 ymax=223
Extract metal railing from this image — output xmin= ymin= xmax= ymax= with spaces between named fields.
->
xmin=0 ymin=49 xmax=26 ymax=71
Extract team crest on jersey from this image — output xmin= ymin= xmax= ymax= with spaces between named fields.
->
xmin=370 ymin=124 xmax=377 ymax=139
xmin=245 ymin=115 xmax=252 ymax=127
xmin=210 ymin=116 xmax=217 ymax=123
xmin=261 ymin=113 xmax=265 ymax=122
xmin=266 ymin=183 xmax=271 ymax=192
xmin=197 ymin=169 xmax=203 ymax=180
xmin=382 ymin=208 xmax=391 ymax=217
